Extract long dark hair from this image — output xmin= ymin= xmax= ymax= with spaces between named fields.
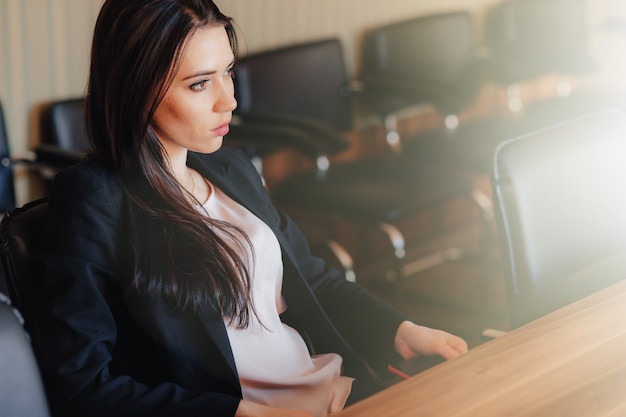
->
xmin=86 ymin=0 xmax=254 ymax=327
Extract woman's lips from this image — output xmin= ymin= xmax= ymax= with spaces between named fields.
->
xmin=212 ymin=121 xmax=230 ymax=137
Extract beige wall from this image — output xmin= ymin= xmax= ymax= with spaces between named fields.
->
xmin=215 ymin=0 xmax=500 ymax=72
xmin=2 ymin=0 xmax=626 ymax=203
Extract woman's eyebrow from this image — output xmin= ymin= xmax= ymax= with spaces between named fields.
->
xmin=182 ymin=60 xmax=236 ymax=81
xmin=182 ymin=70 xmax=217 ymax=81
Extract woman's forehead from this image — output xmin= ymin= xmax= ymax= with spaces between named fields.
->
xmin=176 ymin=25 xmax=233 ymax=76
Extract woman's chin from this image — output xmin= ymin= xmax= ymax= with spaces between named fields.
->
xmin=195 ymin=137 xmax=224 ymax=154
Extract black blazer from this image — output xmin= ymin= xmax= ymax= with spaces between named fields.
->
xmin=30 ymin=148 xmax=406 ymax=417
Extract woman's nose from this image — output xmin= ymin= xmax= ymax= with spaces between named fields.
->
xmin=215 ymin=80 xmax=237 ymax=113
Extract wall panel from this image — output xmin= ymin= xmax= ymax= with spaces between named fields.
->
xmin=1 ymin=0 xmax=103 ymax=203
xmin=1 ymin=1 xmax=102 ymax=140
xmin=216 ymin=0 xmax=498 ymax=73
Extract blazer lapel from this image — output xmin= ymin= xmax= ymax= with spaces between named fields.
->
xmin=188 ymin=151 xmax=266 ymax=219
xmin=183 ymin=151 xmax=265 ymax=386
xmin=194 ymin=304 xmax=241 ymax=390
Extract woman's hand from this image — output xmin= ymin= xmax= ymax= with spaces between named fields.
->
xmin=393 ymin=320 xmax=468 ymax=361
xmin=235 ymin=400 xmax=313 ymax=417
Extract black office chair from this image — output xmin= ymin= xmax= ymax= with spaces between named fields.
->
xmin=482 ymin=0 xmax=618 ymax=145
xmin=0 ymin=198 xmax=51 ymax=417
xmin=491 ymin=108 xmax=626 ymax=329
xmin=358 ymin=11 xmax=486 ymax=147
xmin=0 ymin=199 xmax=48 ymax=326
xmin=484 ymin=0 xmax=596 ymax=112
xmin=229 ymin=38 xmax=492 ymax=284
xmin=354 ymin=11 xmax=519 ymax=177
xmin=36 ymin=98 xmax=90 ymax=172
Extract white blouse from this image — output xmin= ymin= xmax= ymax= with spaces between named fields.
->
xmin=200 ymin=183 xmax=353 ymax=417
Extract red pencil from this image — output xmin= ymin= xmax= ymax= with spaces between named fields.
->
xmin=387 ymin=364 xmax=411 ymax=380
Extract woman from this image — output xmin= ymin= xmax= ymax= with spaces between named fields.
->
xmin=30 ymin=1 xmax=468 ymax=416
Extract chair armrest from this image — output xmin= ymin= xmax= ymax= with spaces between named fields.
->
xmin=228 ymin=120 xmax=330 ymax=160
xmin=359 ymin=75 xmax=469 ymax=115
xmin=34 ymin=144 xmax=86 ymax=168
xmin=358 ymin=61 xmax=484 ymax=117
xmin=233 ymin=112 xmax=351 ymax=154
xmin=7 ymin=150 xmax=65 ymax=181
xmin=18 ymin=144 xmax=88 ymax=179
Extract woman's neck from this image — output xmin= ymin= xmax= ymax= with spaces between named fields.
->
xmin=165 ymin=147 xmax=190 ymax=182
xmin=168 ymin=149 xmax=211 ymax=204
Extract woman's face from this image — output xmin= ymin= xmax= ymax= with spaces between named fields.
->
xmin=151 ymin=25 xmax=237 ymax=158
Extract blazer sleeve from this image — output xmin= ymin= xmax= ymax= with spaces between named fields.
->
xmin=31 ymin=162 xmax=241 ymax=417
xmin=277 ymin=209 xmax=407 ymax=372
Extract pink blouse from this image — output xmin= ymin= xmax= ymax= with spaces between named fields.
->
xmin=200 ymin=183 xmax=353 ymax=417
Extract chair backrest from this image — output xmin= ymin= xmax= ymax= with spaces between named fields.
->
xmin=40 ymin=98 xmax=91 ymax=151
xmin=484 ymin=0 xmax=595 ymax=86
xmin=358 ymin=11 xmax=483 ymax=116
xmin=0 ymin=294 xmax=51 ymax=417
xmin=0 ymin=199 xmax=48 ymax=327
xmin=234 ymin=38 xmax=353 ymax=132
xmin=0 ymin=100 xmax=16 ymax=213
xmin=35 ymin=98 xmax=90 ymax=172
xmin=492 ymin=108 xmax=626 ymax=328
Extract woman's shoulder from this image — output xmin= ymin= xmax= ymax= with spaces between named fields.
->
xmin=54 ymin=157 xmax=120 ymax=188
xmin=50 ymin=157 xmax=125 ymax=210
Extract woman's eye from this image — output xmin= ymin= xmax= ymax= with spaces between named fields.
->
xmin=190 ymin=80 xmax=209 ymax=91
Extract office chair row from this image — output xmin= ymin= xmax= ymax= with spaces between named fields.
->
xmin=359 ymin=0 xmax=626 ymax=178
xmin=226 ymin=0 xmax=619 ymax=288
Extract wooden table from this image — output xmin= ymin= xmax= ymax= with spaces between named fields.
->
xmin=338 ymin=279 xmax=626 ymax=417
